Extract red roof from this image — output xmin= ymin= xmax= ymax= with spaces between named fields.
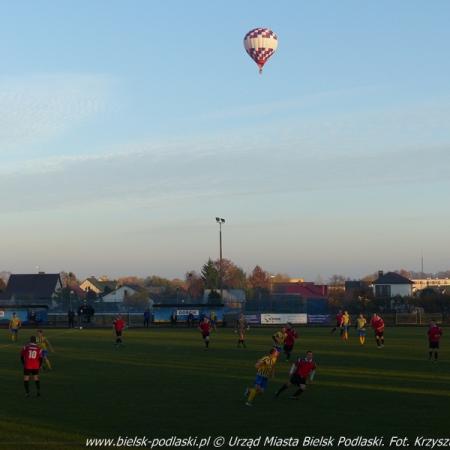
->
xmin=273 ymin=282 xmax=327 ymax=298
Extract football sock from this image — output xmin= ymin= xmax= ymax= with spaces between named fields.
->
xmin=435 ymin=352 xmax=438 ymax=360
xmin=362 ymin=336 xmax=365 ymax=344
xmin=24 ymin=381 xmax=29 ymax=394
xmin=429 ymin=351 xmax=432 ymax=359
xmin=46 ymin=359 xmax=52 ymax=369
xmin=35 ymin=380 xmax=40 ymax=392
xmin=381 ymin=338 xmax=384 ymax=345
xmin=275 ymin=384 xmax=288 ymax=397
xmin=247 ymin=388 xmax=258 ymax=403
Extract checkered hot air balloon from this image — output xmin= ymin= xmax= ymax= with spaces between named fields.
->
xmin=244 ymin=28 xmax=278 ymax=74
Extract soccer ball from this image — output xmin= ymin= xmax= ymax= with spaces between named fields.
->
xmin=79 ymin=326 xmax=83 ymax=330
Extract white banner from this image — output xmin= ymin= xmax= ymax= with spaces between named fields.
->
xmin=260 ymin=313 xmax=307 ymax=325
xmin=176 ymin=309 xmax=199 ymax=316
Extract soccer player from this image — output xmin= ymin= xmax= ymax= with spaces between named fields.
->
xmin=275 ymin=350 xmax=317 ymax=399
xmin=235 ymin=314 xmax=249 ymax=348
xmin=341 ymin=311 xmax=351 ymax=341
xmin=21 ymin=336 xmax=43 ymax=397
xmin=9 ymin=312 xmax=22 ymax=342
xmin=331 ymin=310 xmax=343 ymax=334
xmin=244 ymin=348 xmax=278 ymax=407
xmin=283 ymin=323 xmax=298 ymax=361
xmin=371 ymin=313 xmax=385 ymax=348
xmin=113 ymin=314 xmax=126 ymax=347
xmin=210 ymin=311 xmax=218 ymax=331
xmin=36 ymin=329 xmax=54 ymax=370
xmin=355 ymin=313 xmax=367 ymax=345
xmin=199 ymin=317 xmax=212 ymax=349
xmin=428 ymin=321 xmax=443 ymax=361
xmin=272 ymin=327 xmax=287 ymax=356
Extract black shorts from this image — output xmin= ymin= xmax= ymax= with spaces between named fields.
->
xmin=429 ymin=341 xmax=439 ymax=349
xmin=202 ymin=333 xmax=210 ymax=339
xmin=290 ymin=374 xmax=307 ymax=386
xmin=115 ymin=330 xmax=122 ymax=337
xmin=24 ymin=369 xmax=39 ymax=376
xmin=283 ymin=344 xmax=294 ymax=353
xmin=375 ymin=330 xmax=384 ymax=337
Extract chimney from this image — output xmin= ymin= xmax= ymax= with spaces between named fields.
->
xmin=378 ymin=270 xmax=384 ymax=278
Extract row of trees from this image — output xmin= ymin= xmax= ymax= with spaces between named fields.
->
xmin=34 ymin=265 xmax=450 ymax=311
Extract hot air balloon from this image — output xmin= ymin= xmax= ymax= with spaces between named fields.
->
xmin=243 ymin=28 xmax=278 ymax=74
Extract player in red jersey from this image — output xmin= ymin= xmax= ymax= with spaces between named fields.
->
xmin=21 ymin=336 xmax=43 ymax=397
xmin=428 ymin=321 xmax=443 ymax=361
xmin=275 ymin=350 xmax=317 ymax=399
xmin=370 ymin=313 xmax=385 ymax=348
xmin=331 ymin=310 xmax=343 ymax=334
xmin=283 ymin=323 xmax=298 ymax=361
xmin=113 ymin=314 xmax=126 ymax=347
xmin=198 ymin=317 xmax=212 ymax=349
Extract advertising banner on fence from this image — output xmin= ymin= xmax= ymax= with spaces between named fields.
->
xmin=244 ymin=314 xmax=261 ymax=324
xmin=308 ymin=314 xmax=331 ymax=324
xmin=260 ymin=313 xmax=307 ymax=325
xmin=176 ymin=309 xmax=200 ymax=317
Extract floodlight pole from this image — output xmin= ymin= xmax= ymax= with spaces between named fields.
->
xmin=215 ymin=218 xmax=225 ymax=302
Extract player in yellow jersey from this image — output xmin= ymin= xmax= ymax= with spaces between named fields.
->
xmin=341 ymin=311 xmax=351 ymax=341
xmin=36 ymin=329 xmax=54 ymax=370
xmin=9 ymin=313 xmax=22 ymax=342
xmin=244 ymin=348 xmax=278 ymax=407
xmin=355 ymin=314 xmax=367 ymax=345
xmin=272 ymin=327 xmax=287 ymax=357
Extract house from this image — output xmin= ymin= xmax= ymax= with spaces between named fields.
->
xmin=372 ymin=271 xmax=413 ymax=298
xmin=0 ymin=273 xmax=63 ymax=302
xmin=102 ymin=284 xmax=146 ymax=303
xmin=412 ymin=278 xmax=450 ymax=293
xmin=79 ymin=277 xmax=117 ymax=296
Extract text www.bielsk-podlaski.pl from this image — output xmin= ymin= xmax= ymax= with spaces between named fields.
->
xmin=85 ymin=435 xmax=450 ymax=448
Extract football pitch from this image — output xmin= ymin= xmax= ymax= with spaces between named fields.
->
xmin=0 ymin=326 xmax=449 ymax=450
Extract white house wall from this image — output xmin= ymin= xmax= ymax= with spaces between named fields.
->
xmin=390 ymin=284 xmax=412 ymax=297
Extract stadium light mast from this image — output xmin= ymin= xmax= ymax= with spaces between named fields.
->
xmin=215 ymin=217 xmax=225 ymax=301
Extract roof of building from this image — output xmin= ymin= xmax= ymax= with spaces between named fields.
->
xmin=82 ymin=277 xmax=117 ymax=292
xmin=373 ymin=272 xmax=413 ymax=285
xmin=272 ymin=282 xmax=327 ymax=298
xmin=0 ymin=273 xmax=62 ymax=300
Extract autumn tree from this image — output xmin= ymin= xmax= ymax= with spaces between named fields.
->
xmin=118 ymin=276 xmax=144 ymax=287
xmin=248 ymin=265 xmax=270 ymax=291
xmin=212 ymin=258 xmax=247 ymax=290
xmin=185 ymin=271 xmax=204 ymax=300
xmin=60 ymin=271 xmax=79 ymax=288
xmin=247 ymin=265 xmax=271 ymax=300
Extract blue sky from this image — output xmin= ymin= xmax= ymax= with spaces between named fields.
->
xmin=1 ymin=0 xmax=449 ymax=280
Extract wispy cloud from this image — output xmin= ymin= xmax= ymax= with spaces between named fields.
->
xmin=1 ymin=92 xmax=450 ymax=213
xmin=0 ymin=74 xmax=111 ymax=152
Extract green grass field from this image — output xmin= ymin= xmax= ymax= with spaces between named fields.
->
xmin=0 ymin=326 xmax=449 ymax=450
